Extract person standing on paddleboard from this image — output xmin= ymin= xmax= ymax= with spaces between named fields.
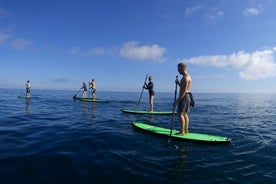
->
xmin=173 ymin=63 xmax=192 ymax=135
xmin=90 ymin=79 xmax=96 ymax=100
xmin=143 ymin=75 xmax=155 ymax=112
xmin=81 ymin=82 xmax=87 ymax=98
xmin=25 ymin=80 xmax=31 ymax=98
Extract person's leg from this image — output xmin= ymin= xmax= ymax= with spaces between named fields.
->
xmin=177 ymin=112 xmax=185 ymax=135
xmin=184 ymin=113 xmax=189 ymax=134
xmin=83 ymin=91 xmax=87 ymax=97
xmin=92 ymin=90 xmax=96 ymax=99
xmin=149 ymin=95 xmax=154 ymax=112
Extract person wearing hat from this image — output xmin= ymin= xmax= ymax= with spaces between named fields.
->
xmin=143 ymin=75 xmax=155 ymax=112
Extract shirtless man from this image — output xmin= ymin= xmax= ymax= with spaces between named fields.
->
xmin=173 ymin=63 xmax=192 ymax=135
xmin=90 ymin=79 xmax=96 ymax=99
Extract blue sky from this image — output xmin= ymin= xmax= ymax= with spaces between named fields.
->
xmin=1 ymin=0 xmax=276 ymax=92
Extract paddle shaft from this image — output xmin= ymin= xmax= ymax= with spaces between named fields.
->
xmin=169 ymin=75 xmax=178 ymax=140
xmin=137 ymin=74 xmax=148 ymax=108
xmin=73 ymin=88 xmax=82 ymax=98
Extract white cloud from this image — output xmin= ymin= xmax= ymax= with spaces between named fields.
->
xmin=243 ymin=4 xmax=263 ymax=16
xmin=11 ymin=39 xmax=32 ymax=50
xmin=181 ymin=48 xmax=276 ymax=80
xmin=119 ymin=41 xmax=166 ymax=62
xmin=243 ymin=8 xmax=260 ymax=16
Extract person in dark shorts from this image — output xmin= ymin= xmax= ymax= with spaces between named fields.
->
xmin=173 ymin=63 xmax=192 ymax=135
xmin=143 ymin=75 xmax=155 ymax=112
xmin=90 ymin=79 xmax=96 ymax=99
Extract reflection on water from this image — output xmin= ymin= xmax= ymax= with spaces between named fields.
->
xmin=90 ymin=102 xmax=97 ymax=123
xmin=25 ymin=98 xmax=30 ymax=114
xmin=174 ymin=146 xmax=189 ymax=171
xmin=81 ymin=101 xmax=87 ymax=114
xmin=80 ymin=101 xmax=97 ymax=127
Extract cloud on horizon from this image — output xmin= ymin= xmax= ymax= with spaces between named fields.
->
xmin=53 ymin=78 xmax=70 ymax=83
xmin=181 ymin=47 xmax=276 ymax=80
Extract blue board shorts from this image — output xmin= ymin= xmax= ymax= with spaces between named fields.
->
xmin=178 ymin=94 xmax=191 ymax=113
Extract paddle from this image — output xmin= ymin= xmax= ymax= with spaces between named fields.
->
xmin=169 ymin=75 xmax=178 ymax=142
xmin=137 ymin=74 xmax=148 ymax=108
xmin=72 ymin=88 xmax=82 ymax=99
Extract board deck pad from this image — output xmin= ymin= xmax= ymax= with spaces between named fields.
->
xmin=133 ymin=122 xmax=231 ymax=143
xmin=121 ymin=109 xmax=176 ymax=115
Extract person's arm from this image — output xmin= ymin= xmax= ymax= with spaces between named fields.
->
xmin=143 ymin=82 xmax=148 ymax=89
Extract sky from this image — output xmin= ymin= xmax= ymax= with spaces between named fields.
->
xmin=1 ymin=0 xmax=276 ymax=92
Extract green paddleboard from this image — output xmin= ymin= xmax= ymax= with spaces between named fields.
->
xmin=79 ymin=98 xmax=108 ymax=102
xmin=73 ymin=97 xmax=92 ymax=100
xmin=121 ymin=109 xmax=176 ymax=115
xmin=133 ymin=122 xmax=231 ymax=144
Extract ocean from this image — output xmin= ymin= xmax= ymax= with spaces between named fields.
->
xmin=0 ymin=89 xmax=275 ymax=184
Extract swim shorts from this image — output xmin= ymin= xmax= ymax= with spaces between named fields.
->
xmin=178 ymin=94 xmax=191 ymax=113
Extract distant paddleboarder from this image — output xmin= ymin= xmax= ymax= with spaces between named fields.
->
xmin=90 ymin=79 xmax=96 ymax=99
xmin=81 ymin=82 xmax=87 ymax=98
xmin=173 ymin=63 xmax=192 ymax=135
xmin=143 ymin=75 xmax=155 ymax=112
xmin=25 ymin=80 xmax=31 ymax=98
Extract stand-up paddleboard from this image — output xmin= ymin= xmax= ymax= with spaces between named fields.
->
xmin=121 ymin=109 xmax=176 ymax=115
xmin=133 ymin=122 xmax=231 ymax=144
xmin=17 ymin=96 xmax=39 ymax=99
xmin=72 ymin=96 xmax=91 ymax=100
xmin=79 ymin=98 xmax=108 ymax=102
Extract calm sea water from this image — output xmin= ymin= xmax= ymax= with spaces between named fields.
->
xmin=0 ymin=89 xmax=275 ymax=184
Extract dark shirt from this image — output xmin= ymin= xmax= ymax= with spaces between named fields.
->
xmin=145 ymin=82 xmax=154 ymax=95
